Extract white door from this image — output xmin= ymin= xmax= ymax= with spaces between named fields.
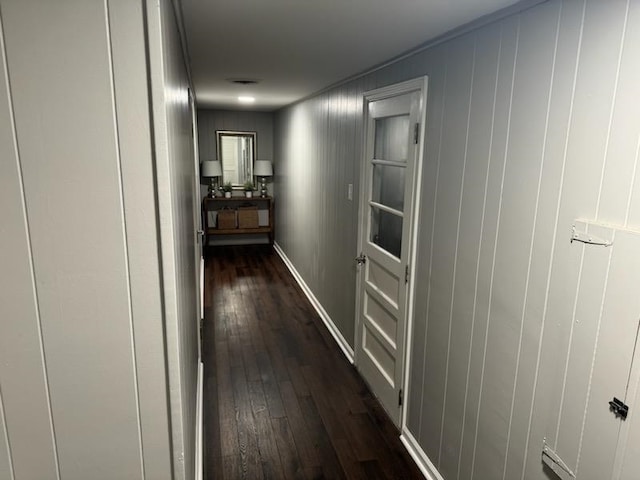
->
xmin=355 ymin=79 xmax=427 ymax=426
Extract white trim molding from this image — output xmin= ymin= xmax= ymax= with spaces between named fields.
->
xmin=274 ymin=242 xmax=355 ymax=363
xmin=195 ymin=360 xmax=204 ymax=480
xmin=401 ymin=428 xmax=444 ymax=480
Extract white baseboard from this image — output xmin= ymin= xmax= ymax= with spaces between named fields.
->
xmin=273 ymin=242 xmax=354 ymax=363
xmin=195 ymin=360 xmax=203 ymax=480
xmin=400 ymin=428 xmax=444 ymax=480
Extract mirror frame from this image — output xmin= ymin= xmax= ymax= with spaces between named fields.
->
xmin=216 ymin=130 xmax=257 ymax=189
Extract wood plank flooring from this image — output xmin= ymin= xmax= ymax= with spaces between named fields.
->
xmin=203 ymin=245 xmax=423 ymax=480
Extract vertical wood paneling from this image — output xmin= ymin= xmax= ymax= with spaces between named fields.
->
xmin=418 ymin=35 xmax=475 ymax=466
xmin=0 ymin=395 xmax=12 ymax=479
xmin=324 ymin=84 xmax=356 ymax=332
xmin=147 ymin=0 xmax=200 ymax=478
xmin=515 ymin=2 xmax=586 ymax=478
xmin=407 ymin=45 xmax=446 ymax=438
xmin=534 ymin=3 xmax=632 ymax=479
xmin=478 ymin=4 xmax=560 ymax=479
xmin=442 ymin=25 xmax=501 ymax=480
xmin=556 ymin=235 xmax=611 ymax=469
xmin=274 ymin=1 xmax=640 ymax=479
xmin=577 ymin=227 xmax=640 ymax=478
xmin=597 ymin=1 xmax=640 ymax=226
xmin=436 ymin=34 xmax=478 ymax=479
xmin=540 ymin=0 xmax=628 ymax=459
xmin=466 ymin=16 xmax=520 ymax=480
xmin=620 ymin=298 xmax=640 ymax=480
xmin=456 ymin=20 xmax=517 ymax=480
xmin=316 ymin=92 xmax=327 ymax=289
xmin=627 ymin=144 xmax=640 ymax=227
xmin=275 ymin=84 xmax=360 ymax=347
xmin=107 ymin=0 xmax=173 ymax=477
xmin=1 ymin=1 xmax=143 ymax=477
xmin=1 ymin=1 xmax=190 ymax=478
xmin=0 ymin=6 xmax=60 ymax=478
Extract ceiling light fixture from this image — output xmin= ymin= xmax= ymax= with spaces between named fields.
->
xmin=238 ymin=96 xmax=255 ymax=104
xmin=228 ymin=78 xmax=260 ymax=85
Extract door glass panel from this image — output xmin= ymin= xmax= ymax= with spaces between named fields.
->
xmin=372 ymin=164 xmax=405 ymax=211
xmin=370 ymin=206 xmax=402 ymax=258
xmin=374 ymin=115 xmax=410 ymax=162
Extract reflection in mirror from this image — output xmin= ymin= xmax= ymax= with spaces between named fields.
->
xmin=216 ymin=130 xmax=256 ymax=187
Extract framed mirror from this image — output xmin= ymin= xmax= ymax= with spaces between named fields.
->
xmin=216 ymin=130 xmax=256 ymax=188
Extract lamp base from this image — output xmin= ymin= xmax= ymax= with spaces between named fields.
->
xmin=260 ymin=177 xmax=268 ymax=197
xmin=208 ymin=179 xmax=218 ymax=198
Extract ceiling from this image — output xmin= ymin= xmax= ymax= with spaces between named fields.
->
xmin=181 ymin=0 xmax=521 ymax=112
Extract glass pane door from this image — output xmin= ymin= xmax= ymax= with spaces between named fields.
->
xmin=369 ymin=113 xmax=409 ymax=259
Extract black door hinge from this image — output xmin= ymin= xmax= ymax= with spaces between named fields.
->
xmin=398 ymin=389 xmax=403 ymax=407
xmin=609 ymin=397 xmax=629 ymax=420
xmin=414 ymin=123 xmax=420 ymax=144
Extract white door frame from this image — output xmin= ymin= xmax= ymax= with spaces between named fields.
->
xmin=188 ymin=88 xmax=204 ymax=358
xmin=354 ymin=76 xmax=428 ymax=428
xmin=188 ymin=88 xmax=205 ymax=480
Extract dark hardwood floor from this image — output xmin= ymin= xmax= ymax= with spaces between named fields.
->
xmin=203 ymin=245 xmax=424 ymax=480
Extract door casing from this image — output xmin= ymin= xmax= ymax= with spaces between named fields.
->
xmin=354 ymin=76 xmax=428 ymax=428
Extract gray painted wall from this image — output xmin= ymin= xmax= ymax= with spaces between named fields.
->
xmin=275 ymin=84 xmax=363 ymax=345
xmin=198 ymin=109 xmax=274 ymax=163
xmin=275 ymin=0 xmax=640 ymax=478
xmin=0 ymin=0 xmax=196 ymax=478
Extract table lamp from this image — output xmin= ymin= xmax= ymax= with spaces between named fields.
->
xmin=201 ymin=161 xmax=222 ymax=198
xmin=253 ymin=160 xmax=273 ymax=198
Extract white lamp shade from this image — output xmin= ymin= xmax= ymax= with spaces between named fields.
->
xmin=201 ymin=160 xmax=222 ymax=177
xmin=254 ymin=160 xmax=273 ymax=177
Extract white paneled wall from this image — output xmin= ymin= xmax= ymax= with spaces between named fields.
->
xmin=0 ymin=2 xmax=148 ymax=478
xmin=275 ymin=0 xmax=640 ymax=478
xmin=0 ymin=404 xmax=9 ymax=478
xmin=0 ymin=8 xmax=61 ymax=476
xmin=147 ymin=0 xmax=200 ymax=478
xmin=108 ymin=0 xmax=173 ymax=475
xmin=0 ymin=0 xmax=196 ymax=478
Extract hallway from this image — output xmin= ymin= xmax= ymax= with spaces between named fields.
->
xmin=203 ymin=245 xmax=423 ymax=479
